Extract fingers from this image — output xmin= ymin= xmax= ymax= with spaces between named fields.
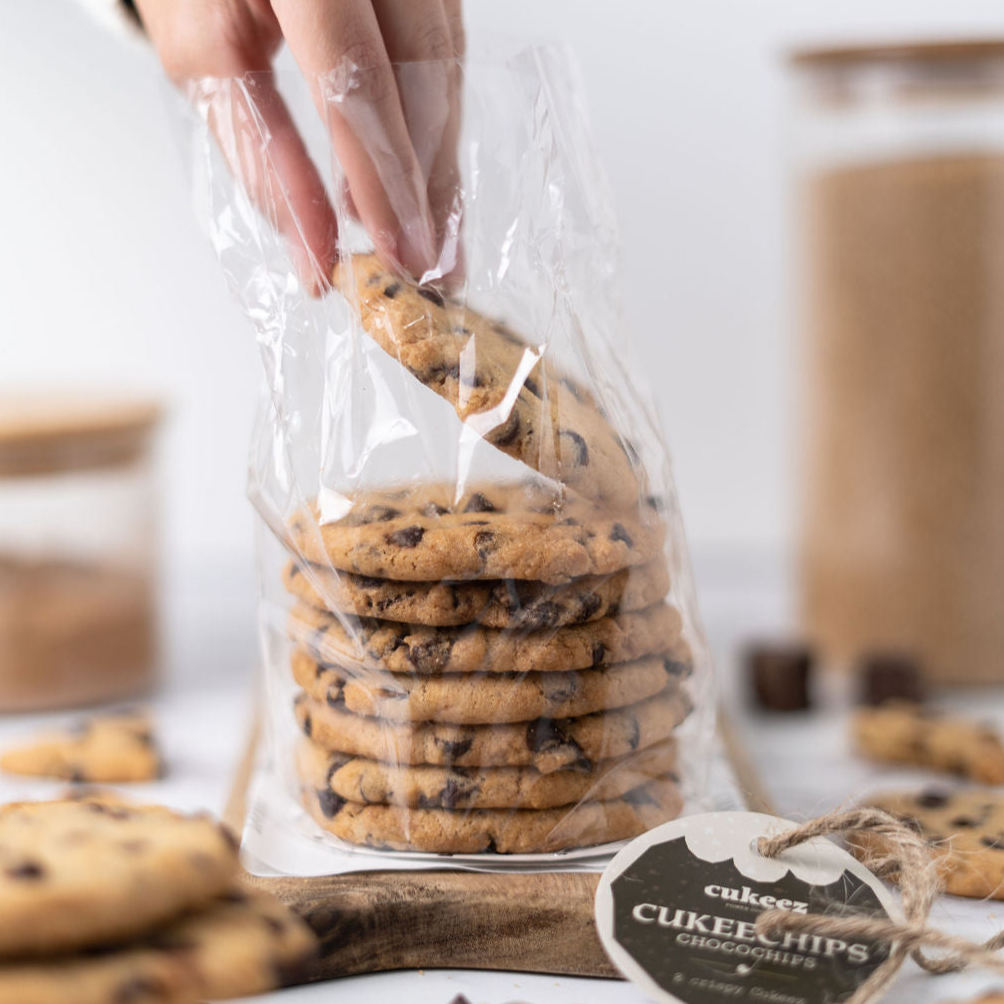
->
xmin=135 ymin=0 xmax=337 ymax=295
xmin=207 ymin=75 xmax=339 ymax=295
xmin=373 ymin=0 xmax=465 ymax=280
xmin=270 ymin=0 xmax=437 ymax=279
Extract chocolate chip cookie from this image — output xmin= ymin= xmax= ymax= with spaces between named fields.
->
xmin=292 ymin=647 xmax=687 ymax=724
xmin=302 ymin=772 xmax=682 ymax=853
xmin=295 ymin=686 xmax=692 ymax=773
xmin=335 ymin=253 xmax=645 ymax=509
xmin=0 ymin=889 xmax=316 ymax=1004
xmin=288 ymin=483 xmax=664 ymax=585
xmin=1 ymin=712 xmax=162 ymax=783
xmin=297 ymin=736 xmax=677 ymax=810
xmin=852 ymin=703 xmax=1004 ymax=783
xmin=857 ymin=788 xmax=1004 ymax=899
xmin=0 ymin=799 xmax=238 ymax=956
xmin=283 ymin=557 xmax=670 ymax=628
xmin=288 ymin=600 xmax=682 ymax=675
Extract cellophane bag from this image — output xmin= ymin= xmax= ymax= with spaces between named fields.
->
xmin=184 ymin=47 xmax=715 ymax=871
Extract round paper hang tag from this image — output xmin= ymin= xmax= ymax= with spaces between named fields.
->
xmin=595 ymin=812 xmax=899 ymax=1004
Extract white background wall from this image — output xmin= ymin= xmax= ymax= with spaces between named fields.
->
xmin=3 ymin=1 xmax=1003 ymax=619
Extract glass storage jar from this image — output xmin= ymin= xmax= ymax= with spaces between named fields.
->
xmin=791 ymin=40 xmax=1004 ymax=683
xmin=0 ymin=396 xmax=162 ymax=709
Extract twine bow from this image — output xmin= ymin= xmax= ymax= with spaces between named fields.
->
xmin=754 ymin=808 xmax=1004 ymax=1004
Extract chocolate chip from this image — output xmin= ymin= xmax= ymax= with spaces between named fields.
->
xmin=435 ymin=736 xmax=473 ymax=760
xmin=559 ymin=429 xmax=589 ymax=466
xmin=417 ymin=286 xmax=445 ymax=306
xmin=523 ymin=376 xmax=540 ymax=397
xmin=916 ymin=789 xmax=950 ymax=809
xmin=325 ymin=684 xmax=345 ymax=708
xmin=980 ymin=835 xmax=1004 ymax=849
xmin=950 ymin=816 xmax=980 ymax=828
xmin=362 ymin=505 xmax=402 ymax=523
xmin=301 ymin=710 xmax=313 ymax=738
xmin=317 ymin=789 xmax=347 ymax=817
xmin=262 ymin=914 xmax=286 ymax=934
xmin=592 ymin=641 xmax=607 ymax=666
xmin=86 ymin=803 xmax=133 ymax=820
xmin=857 ymin=651 xmax=925 ymax=706
xmin=609 ymin=523 xmax=633 ymax=547
xmin=383 ymin=282 xmax=401 ymax=298
xmin=526 ymin=718 xmax=582 ymax=760
xmin=440 ymin=777 xmax=473 ymax=809
xmin=746 ymin=642 xmax=814 ymax=712
xmin=520 ymin=600 xmax=563 ymax=630
xmin=544 ymin=676 xmax=579 ymax=704
xmin=579 ymin=594 xmax=603 ymax=621
xmin=386 ymin=526 xmax=425 ymax=548
xmin=624 ymin=786 xmax=659 ymax=808
xmin=408 ymin=636 xmax=455 ymax=671
xmin=627 ymin=717 xmax=641 ymax=750
xmin=490 ymin=411 xmax=521 ymax=446
xmin=423 ymin=501 xmax=450 ymax=517
xmin=560 ymin=377 xmax=583 ymax=400
xmin=459 ymin=368 xmax=484 ymax=388
xmin=5 ymin=861 xmax=44 ymax=880
xmin=427 ymin=362 xmax=460 ymax=383
xmin=664 ymin=657 xmax=691 ymax=679
xmin=114 ymin=977 xmax=169 ymax=1002
xmin=485 ymin=837 xmax=499 ymax=853
xmin=474 ymin=530 xmax=499 ymax=559
xmin=463 ymin=492 xmax=496 ymax=513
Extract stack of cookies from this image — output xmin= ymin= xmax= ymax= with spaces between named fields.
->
xmin=280 ymin=254 xmax=694 ymax=855
xmin=285 ymin=482 xmax=692 ymax=854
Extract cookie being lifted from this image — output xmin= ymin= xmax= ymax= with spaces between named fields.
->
xmin=334 ymin=254 xmax=645 ymax=510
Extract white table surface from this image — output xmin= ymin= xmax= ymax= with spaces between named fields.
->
xmin=1 ymin=555 xmax=1002 ymax=1004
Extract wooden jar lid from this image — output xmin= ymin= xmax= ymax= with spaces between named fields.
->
xmin=790 ymin=38 xmax=1004 ymax=69
xmin=0 ymin=395 xmax=162 ymax=477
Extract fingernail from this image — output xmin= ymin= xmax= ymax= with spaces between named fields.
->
xmin=396 ymin=212 xmax=438 ymax=281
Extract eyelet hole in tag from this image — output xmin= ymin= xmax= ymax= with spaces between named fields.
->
xmin=595 ymin=812 xmax=900 ymax=1004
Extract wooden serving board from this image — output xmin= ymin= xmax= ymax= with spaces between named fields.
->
xmin=225 ymin=708 xmax=771 ymax=984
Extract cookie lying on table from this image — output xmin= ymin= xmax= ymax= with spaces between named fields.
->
xmin=0 ymin=796 xmax=315 ymax=1003
xmin=0 ymin=889 xmax=315 ymax=1004
xmin=0 ymin=711 xmax=162 ymax=783
xmin=0 ymin=797 xmax=238 ymax=956
xmin=854 ymin=788 xmax=1004 ymax=900
xmin=851 ymin=702 xmax=1004 ymax=784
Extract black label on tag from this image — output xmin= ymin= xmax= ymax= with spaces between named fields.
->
xmin=596 ymin=813 xmax=895 ymax=1004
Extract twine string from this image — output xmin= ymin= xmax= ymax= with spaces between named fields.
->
xmin=754 ymin=808 xmax=1004 ymax=1004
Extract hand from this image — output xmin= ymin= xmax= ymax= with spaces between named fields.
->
xmin=135 ymin=0 xmax=464 ymax=293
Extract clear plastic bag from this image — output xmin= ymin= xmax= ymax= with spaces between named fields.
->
xmin=184 ymin=46 xmax=714 ymax=867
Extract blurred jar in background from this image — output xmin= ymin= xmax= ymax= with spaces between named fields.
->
xmin=791 ymin=40 xmax=1004 ymax=684
xmin=0 ymin=397 xmax=162 ymax=709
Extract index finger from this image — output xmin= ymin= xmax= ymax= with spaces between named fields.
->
xmin=270 ymin=0 xmax=438 ymax=280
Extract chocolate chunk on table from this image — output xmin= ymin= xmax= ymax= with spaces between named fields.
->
xmin=857 ymin=651 xmax=925 ymax=706
xmin=746 ymin=642 xmax=814 ymax=712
